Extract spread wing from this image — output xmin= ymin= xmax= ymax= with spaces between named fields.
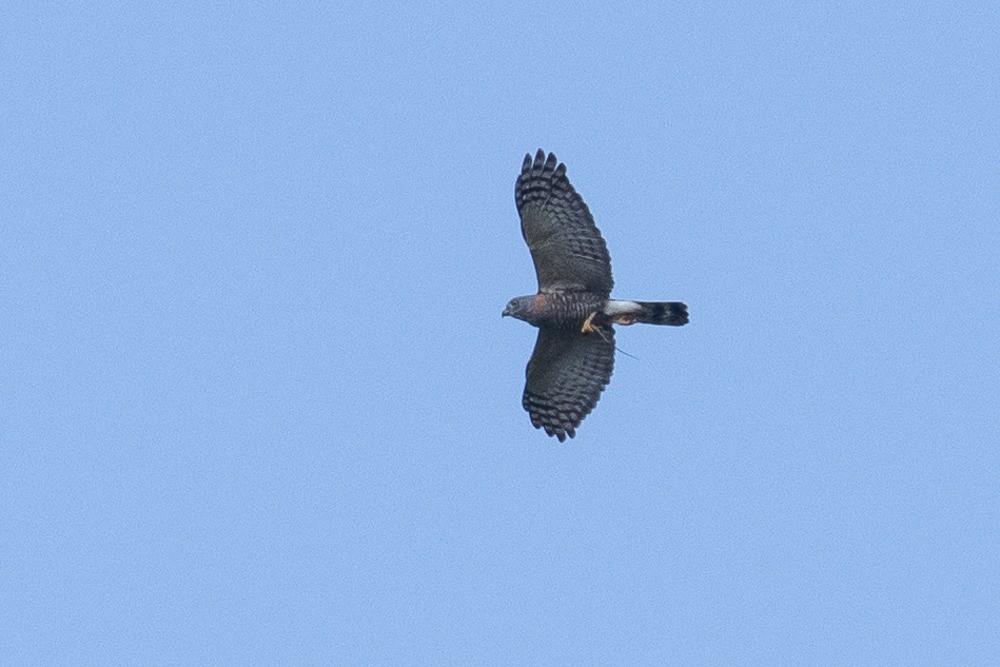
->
xmin=515 ymin=150 xmax=614 ymax=296
xmin=522 ymin=327 xmax=615 ymax=441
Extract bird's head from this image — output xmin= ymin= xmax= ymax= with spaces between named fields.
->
xmin=502 ymin=295 xmax=534 ymax=322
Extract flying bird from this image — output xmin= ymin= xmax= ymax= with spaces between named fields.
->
xmin=503 ymin=150 xmax=688 ymax=441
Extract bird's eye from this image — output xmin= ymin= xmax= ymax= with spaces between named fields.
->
xmin=508 ymin=300 xmax=517 ymax=310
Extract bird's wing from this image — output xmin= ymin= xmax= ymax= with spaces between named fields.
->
xmin=515 ymin=150 xmax=614 ymax=296
xmin=522 ymin=326 xmax=615 ymax=441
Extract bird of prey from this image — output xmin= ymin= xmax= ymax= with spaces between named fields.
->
xmin=503 ymin=150 xmax=688 ymax=441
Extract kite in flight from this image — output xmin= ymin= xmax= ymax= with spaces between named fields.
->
xmin=503 ymin=150 xmax=688 ymax=441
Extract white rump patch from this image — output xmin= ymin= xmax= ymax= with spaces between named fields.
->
xmin=604 ymin=299 xmax=642 ymax=316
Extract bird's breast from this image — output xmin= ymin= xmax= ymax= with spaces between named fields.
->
xmin=526 ymin=292 xmax=606 ymax=328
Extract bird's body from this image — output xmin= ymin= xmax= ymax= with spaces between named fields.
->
xmin=503 ymin=292 xmax=607 ymax=329
xmin=505 ymin=294 xmax=688 ymax=330
xmin=503 ymin=150 xmax=688 ymax=441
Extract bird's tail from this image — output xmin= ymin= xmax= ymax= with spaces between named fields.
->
xmin=606 ymin=300 xmax=689 ymax=326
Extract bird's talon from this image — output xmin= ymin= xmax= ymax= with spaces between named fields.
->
xmin=581 ymin=312 xmax=598 ymax=334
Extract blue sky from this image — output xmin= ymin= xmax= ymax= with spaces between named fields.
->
xmin=4 ymin=2 xmax=999 ymax=664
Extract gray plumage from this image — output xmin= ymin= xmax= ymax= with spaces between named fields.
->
xmin=504 ymin=150 xmax=688 ymax=441
xmin=515 ymin=151 xmax=614 ymax=296
xmin=522 ymin=327 xmax=615 ymax=441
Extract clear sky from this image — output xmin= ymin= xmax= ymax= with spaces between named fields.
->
xmin=4 ymin=2 xmax=999 ymax=664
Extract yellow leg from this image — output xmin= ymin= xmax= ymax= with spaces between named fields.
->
xmin=581 ymin=312 xmax=598 ymax=334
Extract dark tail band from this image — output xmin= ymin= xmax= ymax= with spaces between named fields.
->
xmin=635 ymin=301 xmax=688 ymax=326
